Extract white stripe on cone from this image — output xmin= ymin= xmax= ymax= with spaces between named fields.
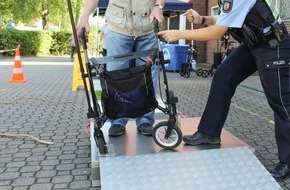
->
xmin=14 ymin=55 xmax=21 ymax=61
xmin=12 ymin=68 xmax=23 ymax=74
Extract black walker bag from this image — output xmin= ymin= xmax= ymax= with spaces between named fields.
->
xmin=99 ymin=64 xmax=158 ymax=119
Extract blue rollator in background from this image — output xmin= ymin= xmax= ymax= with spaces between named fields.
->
xmin=179 ymin=45 xmax=209 ymax=78
xmin=179 ymin=45 xmax=195 ymax=78
xmin=207 ymin=39 xmax=237 ymax=77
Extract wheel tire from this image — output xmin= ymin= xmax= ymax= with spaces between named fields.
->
xmin=179 ymin=63 xmax=186 ymax=76
xmin=201 ymin=70 xmax=209 ymax=78
xmin=95 ymin=136 xmax=108 ymax=155
xmin=196 ymin=69 xmax=203 ymax=76
xmin=153 ymin=121 xmax=182 ymax=149
xmin=179 ymin=68 xmax=185 ymax=76
xmin=184 ymin=70 xmax=190 ymax=78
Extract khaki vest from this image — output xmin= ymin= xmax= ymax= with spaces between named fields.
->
xmin=105 ymin=0 xmax=155 ymax=37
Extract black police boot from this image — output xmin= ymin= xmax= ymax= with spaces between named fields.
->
xmin=270 ymin=162 xmax=290 ymax=181
xmin=183 ymin=131 xmax=221 ymax=146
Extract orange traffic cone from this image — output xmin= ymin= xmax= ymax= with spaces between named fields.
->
xmin=9 ymin=45 xmax=27 ymax=83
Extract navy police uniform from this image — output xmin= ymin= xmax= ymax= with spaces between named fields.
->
xmin=197 ymin=0 xmax=290 ymax=165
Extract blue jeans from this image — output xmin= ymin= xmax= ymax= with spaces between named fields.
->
xmin=106 ymin=30 xmax=158 ymax=127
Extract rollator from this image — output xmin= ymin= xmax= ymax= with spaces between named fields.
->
xmin=68 ymin=0 xmax=182 ymax=155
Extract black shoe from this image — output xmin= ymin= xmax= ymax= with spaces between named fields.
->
xmin=270 ymin=162 xmax=290 ymax=181
xmin=137 ymin=123 xmax=153 ymax=136
xmin=183 ymin=131 xmax=221 ymax=146
xmin=108 ymin=124 xmax=125 ymax=137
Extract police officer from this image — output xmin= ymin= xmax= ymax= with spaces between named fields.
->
xmin=159 ymin=0 xmax=290 ymax=181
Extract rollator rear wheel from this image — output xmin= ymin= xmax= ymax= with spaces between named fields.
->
xmin=95 ymin=135 xmax=108 ymax=155
xmin=209 ymin=69 xmax=215 ymax=77
xmin=179 ymin=69 xmax=185 ymax=76
xmin=153 ymin=121 xmax=182 ymax=149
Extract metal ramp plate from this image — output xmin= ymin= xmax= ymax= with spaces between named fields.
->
xmin=91 ymin=118 xmax=282 ymax=189
xmin=100 ymin=147 xmax=281 ymax=190
xmin=95 ymin=117 xmax=252 ymax=156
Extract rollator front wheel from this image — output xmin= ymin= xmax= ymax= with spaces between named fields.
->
xmin=153 ymin=121 xmax=182 ymax=149
xmin=184 ymin=69 xmax=190 ymax=78
xmin=201 ymin=70 xmax=209 ymax=78
xmin=180 ymin=63 xmax=187 ymax=76
xmin=196 ymin=69 xmax=203 ymax=76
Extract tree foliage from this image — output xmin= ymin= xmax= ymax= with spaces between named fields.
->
xmin=0 ymin=0 xmax=85 ymax=31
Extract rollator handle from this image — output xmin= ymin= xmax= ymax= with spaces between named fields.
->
xmin=153 ymin=17 xmax=159 ymax=33
xmin=81 ymin=27 xmax=87 ymax=50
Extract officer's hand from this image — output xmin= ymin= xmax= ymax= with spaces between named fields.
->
xmin=183 ymin=9 xmax=202 ymax=24
xmin=158 ymin=30 xmax=180 ymax=43
xmin=150 ymin=6 xmax=165 ymax=27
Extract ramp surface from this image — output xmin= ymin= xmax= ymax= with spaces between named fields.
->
xmin=97 ymin=117 xmax=251 ymax=156
xmin=100 ymin=147 xmax=281 ymax=190
xmin=91 ymin=118 xmax=282 ymax=189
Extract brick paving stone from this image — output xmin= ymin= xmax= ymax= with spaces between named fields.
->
xmin=36 ymin=178 xmax=51 ymax=183
xmin=54 ymin=183 xmax=69 ymax=189
xmin=12 ymin=177 xmax=35 ymax=186
xmin=69 ymin=180 xmax=91 ymax=190
xmin=13 ymin=187 xmax=29 ymax=190
xmin=35 ymin=170 xmax=57 ymax=178
xmin=20 ymin=172 xmax=35 ymax=178
xmin=58 ymin=171 xmax=71 ymax=176
xmin=0 ymin=186 xmax=12 ymax=190
xmin=56 ymin=164 xmax=75 ymax=171
xmin=0 ymin=172 xmax=20 ymax=180
xmin=51 ymin=175 xmax=73 ymax=183
xmin=6 ymin=161 xmax=26 ymax=168
xmin=40 ymin=159 xmax=60 ymax=166
xmin=29 ymin=183 xmax=53 ymax=190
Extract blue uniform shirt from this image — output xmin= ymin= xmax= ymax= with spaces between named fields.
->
xmin=216 ymin=0 xmax=256 ymax=28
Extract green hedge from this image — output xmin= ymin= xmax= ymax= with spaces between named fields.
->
xmin=0 ymin=29 xmax=71 ymax=57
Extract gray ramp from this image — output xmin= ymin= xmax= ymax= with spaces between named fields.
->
xmin=100 ymin=147 xmax=281 ymax=190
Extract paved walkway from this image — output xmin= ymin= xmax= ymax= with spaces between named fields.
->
xmin=0 ymin=56 xmax=289 ymax=190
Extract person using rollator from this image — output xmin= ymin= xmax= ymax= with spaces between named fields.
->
xmin=76 ymin=0 xmax=166 ymax=137
xmin=159 ymin=0 xmax=290 ymax=181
